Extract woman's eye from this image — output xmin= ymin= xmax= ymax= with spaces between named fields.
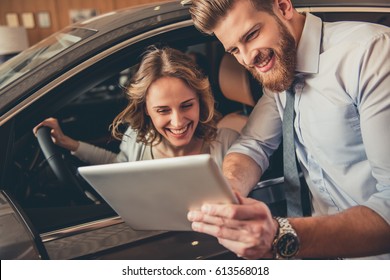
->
xmin=157 ymin=109 xmax=170 ymax=114
xmin=181 ymin=103 xmax=193 ymax=110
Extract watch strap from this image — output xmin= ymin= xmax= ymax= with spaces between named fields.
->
xmin=272 ymin=217 xmax=300 ymax=259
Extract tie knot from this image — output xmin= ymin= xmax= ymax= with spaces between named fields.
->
xmin=287 ymin=74 xmax=305 ymax=95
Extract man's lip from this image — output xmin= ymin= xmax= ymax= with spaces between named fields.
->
xmin=255 ymin=52 xmax=275 ymax=73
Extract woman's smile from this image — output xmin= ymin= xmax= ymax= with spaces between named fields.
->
xmin=165 ymin=122 xmax=192 ymax=138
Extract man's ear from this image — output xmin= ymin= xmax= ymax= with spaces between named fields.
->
xmin=274 ymin=0 xmax=294 ymax=20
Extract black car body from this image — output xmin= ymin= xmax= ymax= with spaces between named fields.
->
xmin=0 ymin=0 xmax=389 ymax=259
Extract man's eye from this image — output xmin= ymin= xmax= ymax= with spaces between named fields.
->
xmin=246 ymin=30 xmax=259 ymax=41
xmin=229 ymin=48 xmax=238 ymax=55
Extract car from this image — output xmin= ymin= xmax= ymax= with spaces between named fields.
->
xmin=0 ymin=0 xmax=389 ymax=260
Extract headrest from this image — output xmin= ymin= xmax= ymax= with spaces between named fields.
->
xmin=218 ymin=54 xmax=255 ymax=107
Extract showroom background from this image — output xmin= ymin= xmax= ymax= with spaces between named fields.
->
xmin=0 ymin=0 xmax=165 ymax=46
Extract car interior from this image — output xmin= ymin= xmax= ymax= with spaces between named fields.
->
xmin=1 ymin=7 xmax=389 ymax=259
xmin=3 ymin=25 xmax=255 ymax=235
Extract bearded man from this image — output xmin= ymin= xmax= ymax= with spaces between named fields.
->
xmin=187 ymin=0 xmax=390 ymax=260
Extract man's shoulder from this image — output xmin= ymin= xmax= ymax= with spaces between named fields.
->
xmin=324 ymin=20 xmax=389 ymax=45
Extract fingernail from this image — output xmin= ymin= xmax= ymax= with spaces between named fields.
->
xmin=192 ymin=222 xmax=200 ymax=231
xmin=201 ymin=204 xmax=210 ymax=213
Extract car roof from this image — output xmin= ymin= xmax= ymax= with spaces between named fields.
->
xmin=0 ymin=1 xmax=190 ymax=118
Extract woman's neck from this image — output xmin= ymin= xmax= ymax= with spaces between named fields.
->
xmin=152 ymin=137 xmax=204 ymax=158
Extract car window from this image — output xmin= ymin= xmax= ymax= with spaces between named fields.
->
xmin=0 ymin=28 xmax=97 ymax=92
xmin=5 ymin=33 xmax=220 ymax=234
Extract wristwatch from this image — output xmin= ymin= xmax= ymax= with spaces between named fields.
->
xmin=272 ymin=217 xmax=300 ymax=259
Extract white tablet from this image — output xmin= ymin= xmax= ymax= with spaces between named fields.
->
xmin=78 ymin=154 xmax=238 ymax=231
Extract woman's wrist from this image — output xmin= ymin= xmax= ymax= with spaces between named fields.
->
xmin=62 ymin=136 xmax=80 ymax=151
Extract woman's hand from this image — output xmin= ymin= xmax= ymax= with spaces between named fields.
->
xmin=187 ymin=194 xmax=278 ymax=259
xmin=33 ymin=117 xmax=79 ymax=151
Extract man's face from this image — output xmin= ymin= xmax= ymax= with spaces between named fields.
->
xmin=213 ymin=0 xmax=296 ymax=92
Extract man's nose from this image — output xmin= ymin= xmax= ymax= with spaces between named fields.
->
xmin=240 ymin=48 xmax=258 ymax=67
xmin=241 ymin=48 xmax=256 ymax=67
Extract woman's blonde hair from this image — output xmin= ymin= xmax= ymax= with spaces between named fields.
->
xmin=111 ymin=46 xmax=220 ymax=144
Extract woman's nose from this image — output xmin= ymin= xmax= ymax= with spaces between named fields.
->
xmin=170 ymin=111 xmax=184 ymax=127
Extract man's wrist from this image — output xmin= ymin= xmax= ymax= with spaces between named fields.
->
xmin=271 ymin=217 xmax=300 ymax=259
xmin=270 ymin=217 xmax=280 ymax=259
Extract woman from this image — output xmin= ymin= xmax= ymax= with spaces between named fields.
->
xmin=34 ymin=46 xmax=238 ymax=168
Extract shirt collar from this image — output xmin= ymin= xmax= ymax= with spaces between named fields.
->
xmin=296 ymin=13 xmax=322 ymax=74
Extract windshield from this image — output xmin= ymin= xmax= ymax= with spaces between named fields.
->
xmin=0 ymin=27 xmax=96 ymax=92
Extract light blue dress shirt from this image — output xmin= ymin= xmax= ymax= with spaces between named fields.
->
xmin=228 ymin=13 xmax=390 ymax=259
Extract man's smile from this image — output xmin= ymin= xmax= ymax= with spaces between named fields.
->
xmin=254 ymin=49 xmax=275 ymax=72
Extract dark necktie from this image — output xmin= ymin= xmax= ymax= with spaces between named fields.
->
xmin=283 ymin=81 xmax=311 ymax=217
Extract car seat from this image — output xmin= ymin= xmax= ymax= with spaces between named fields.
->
xmin=217 ymin=53 xmax=286 ymax=216
xmin=217 ymin=53 xmax=261 ymax=132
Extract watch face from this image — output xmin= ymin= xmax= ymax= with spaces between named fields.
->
xmin=277 ymin=233 xmax=299 ymax=258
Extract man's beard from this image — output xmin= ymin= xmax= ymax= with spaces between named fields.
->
xmin=246 ymin=19 xmax=297 ymax=92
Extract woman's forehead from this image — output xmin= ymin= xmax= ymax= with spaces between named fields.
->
xmin=146 ymin=76 xmax=198 ymax=106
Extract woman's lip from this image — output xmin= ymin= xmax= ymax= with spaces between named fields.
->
xmin=166 ymin=123 xmax=191 ymax=137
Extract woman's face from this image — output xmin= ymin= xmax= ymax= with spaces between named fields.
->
xmin=146 ymin=76 xmax=200 ymax=148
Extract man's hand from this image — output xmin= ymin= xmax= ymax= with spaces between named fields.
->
xmin=187 ymin=194 xmax=278 ymax=259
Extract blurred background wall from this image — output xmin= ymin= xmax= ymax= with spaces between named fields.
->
xmin=0 ymin=0 xmax=166 ymax=46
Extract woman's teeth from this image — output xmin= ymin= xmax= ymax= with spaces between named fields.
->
xmin=169 ymin=125 xmax=189 ymax=135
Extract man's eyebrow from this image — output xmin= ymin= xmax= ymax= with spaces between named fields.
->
xmin=226 ymin=23 xmax=262 ymax=53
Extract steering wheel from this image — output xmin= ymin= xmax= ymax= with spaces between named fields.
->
xmin=36 ymin=126 xmax=93 ymax=204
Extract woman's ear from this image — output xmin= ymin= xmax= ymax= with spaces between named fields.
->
xmin=145 ymin=103 xmax=149 ymax=116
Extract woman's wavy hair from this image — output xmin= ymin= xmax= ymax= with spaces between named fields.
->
xmin=190 ymin=0 xmax=274 ymax=35
xmin=111 ymin=46 xmax=220 ymax=144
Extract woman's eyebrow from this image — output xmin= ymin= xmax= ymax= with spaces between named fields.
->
xmin=181 ymin=98 xmax=196 ymax=104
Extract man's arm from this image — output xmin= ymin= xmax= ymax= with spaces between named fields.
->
xmin=222 ymin=152 xmax=262 ymax=196
xmin=293 ymin=205 xmax=390 ymax=259
xmin=188 ymin=196 xmax=390 ymax=259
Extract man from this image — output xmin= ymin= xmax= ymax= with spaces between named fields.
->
xmin=187 ymin=0 xmax=390 ymax=259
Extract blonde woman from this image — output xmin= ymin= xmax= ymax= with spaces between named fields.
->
xmin=34 ymin=46 xmax=238 ymax=168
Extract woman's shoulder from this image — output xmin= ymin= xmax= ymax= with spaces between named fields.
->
xmin=118 ymin=126 xmax=148 ymax=162
xmin=120 ymin=127 xmax=144 ymax=148
xmin=216 ymin=127 xmax=240 ymax=140
xmin=120 ymin=126 xmax=139 ymax=143
xmin=209 ymin=127 xmax=239 ymax=168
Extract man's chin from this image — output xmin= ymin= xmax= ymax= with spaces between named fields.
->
xmin=249 ymin=68 xmax=293 ymax=93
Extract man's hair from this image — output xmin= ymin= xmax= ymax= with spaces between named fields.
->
xmin=190 ymin=0 xmax=275 ymax=35
xmin=111 ymin=46 xmax=220 ymax=145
